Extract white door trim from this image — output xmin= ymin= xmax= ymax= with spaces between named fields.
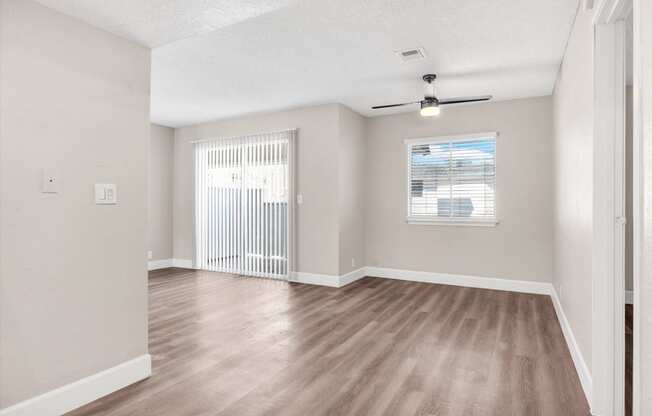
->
xmin=592 ymin=1 xmax=632 ymax=415
xmin=594 ymin=0 xmax=633 ymax=24
xmin=631 ymin=0 xmax=646 ymax=414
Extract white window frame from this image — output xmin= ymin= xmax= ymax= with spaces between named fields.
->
xmin=404 ymin=132 xmax=499 ymax=227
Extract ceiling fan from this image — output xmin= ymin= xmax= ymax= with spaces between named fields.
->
xmin=371 ymin=74 xmax=492 ymax=117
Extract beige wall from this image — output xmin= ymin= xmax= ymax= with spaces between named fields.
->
xmin=337 ymin=106 xmax=366 ymax=275
xmin=365 ymin=96 xmax=554 ymax=282
xmin=149 ymin=124 xmax=174 ymax=261
xmin=174 ymin=97 xmax=554 ymax=283
xmin=173 ymin=104 xmax=368 ymax=278
xmin=552 ymin=5 xmax=594 ymax=373
xmin=174 ymin=104 xmax=342 ymax=276
xmin=0 ymin=0 xmax=150 ymax=408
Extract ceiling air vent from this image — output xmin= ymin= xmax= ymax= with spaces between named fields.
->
xmin=396 ymin=47 xmax=427 ymax=62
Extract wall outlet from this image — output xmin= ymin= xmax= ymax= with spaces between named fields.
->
xmin=296 ymin=194 xmax=304 ymax=205
xmin=351 ymin=258 xmax=356 ymax=268
xmin=147 ymin=251 xmax=153 ymax=260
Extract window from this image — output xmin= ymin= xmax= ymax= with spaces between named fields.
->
xmin=405 ymin=132 xmax=497 ymax=226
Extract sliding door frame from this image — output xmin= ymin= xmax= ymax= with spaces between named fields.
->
xmin=287 ymin=131 xmax=297 ymax=279
xmin=191 ymin=129 xmax=297 ymax=280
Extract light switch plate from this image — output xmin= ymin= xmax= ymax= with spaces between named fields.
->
xmin=95 ymin=183 xmax=117 ymax=205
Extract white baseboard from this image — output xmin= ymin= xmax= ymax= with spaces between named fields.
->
xmin=147 ymin=258 xmax=173 ymax=271
xmin=549 ymin=288 xmax=593 ymax=409
xmin=365 ymin=266 xmax=553 ymax=295
xmin=290 ymin=267 xmax=367 ymax=288
xmin=339 ymin=267 xmax=367 ymax=287
xmin=148 ymin=259 xmax=194 ymax=271
xmin=0 ymin=354 xmax=151 ymax=416
xmin=293 ymin=266 xmax=554 ymax=294
xmin=172 ymin=259 xmax=194 ymax=269
xmin=291 ymin=271 xmax=340 ymax=287
xmin=626 ymin=290 xmax=633 ymax=305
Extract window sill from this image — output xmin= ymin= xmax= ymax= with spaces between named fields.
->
xmin=406 ymin=217 xmax=499 ymax=227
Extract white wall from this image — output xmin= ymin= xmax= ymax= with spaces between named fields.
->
xmin=552 ymin=5 xmax=594 ymax=374
xmin=364 ymin=96 xmax=554 ymax=282
xmin=0 ymin=0 xmax=150 ymax=408
xmin=149 ymin=124 xmax=174 ymax=261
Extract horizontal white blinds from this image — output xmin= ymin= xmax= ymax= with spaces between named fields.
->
xmin=194 ymin=130 xmax=294 ymax=279
xmin=407 ymin=135 xmax=496 ymax=221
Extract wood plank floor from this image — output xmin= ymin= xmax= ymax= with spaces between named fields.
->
xmin=68 ymin=268 xmax=590 ymax=416
xmin=626 ymin=304 xmax=633 ymax=416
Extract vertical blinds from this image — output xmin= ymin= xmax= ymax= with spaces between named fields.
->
xmin=407 ymin=133 xmax=497 ymax=223
xmin=194 ymin=130 xmax=295 ymax=279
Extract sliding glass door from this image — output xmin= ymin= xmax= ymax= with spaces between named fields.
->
xmin=194 ymin=130 xmax=294 ymax=280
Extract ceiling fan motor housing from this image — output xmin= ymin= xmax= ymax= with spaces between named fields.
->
xmin=421 ymin=97 xmax=439 ymax=108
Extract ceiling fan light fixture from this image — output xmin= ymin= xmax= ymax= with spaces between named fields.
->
xmin=420 ymin=101 xmax=440 ymax=117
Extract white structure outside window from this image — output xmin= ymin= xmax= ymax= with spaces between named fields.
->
xmin=405 ymin=132 xmax=498 ymax=226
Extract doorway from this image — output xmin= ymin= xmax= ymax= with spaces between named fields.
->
xmin=592 ymin=0 xmax=634 ymax=415
xmin=625 ymin=11 xmax=634 ymax=416
xmin=193 ymin=129 xmax=296 ymax=280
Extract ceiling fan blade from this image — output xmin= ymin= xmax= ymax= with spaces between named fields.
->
xmin=439 ymin=95 xmax=492 ymax=105
xmin=371 ymin=101 xmax=419 ymax=109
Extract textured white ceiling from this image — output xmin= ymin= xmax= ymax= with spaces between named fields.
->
xmin=33 ymin=0 xmax=295 ymax=47
xmin=35 ymin=0 xmax=579 ymax=127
